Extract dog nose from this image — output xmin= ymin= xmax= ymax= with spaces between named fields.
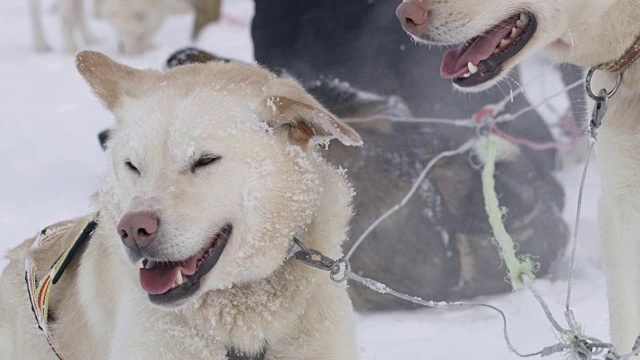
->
xmin=117 ymin=212 xmax=159 ymax=249
xmin=396 ymin=1 xmax=429 ymax=36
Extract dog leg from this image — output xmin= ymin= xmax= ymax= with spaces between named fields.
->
xmin=137 ymin=6 xmax=167 ymax=54
xmin=74 ymin=0 xmax=98 ymax=44
xmin=29 ymin=0 xmax=51 ymax=52
xmin=600 ymin=195 xmax=640 ymax=356
xmin=93 ymin=0 xmax=104 ymax=18
xmin=58 ymin=0 xmax=78 ymax=53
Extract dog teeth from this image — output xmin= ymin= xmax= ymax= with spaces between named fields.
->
xmin=467 ymin=62 xmax=478 ymax=75
xmin=175 ymin=270 xmax=184 ymax=286
xmin=516 ymin=14 xmax=530 ymax=29
xmin=143 ymin=260 xmax=157 ymax=269
xmin=500 ymin=39 xmax=509 ymax=48
xmin=462 ymin=72 xmax=472 ymax=78
xmin=511 ymin=27 xmax=518 ymax=38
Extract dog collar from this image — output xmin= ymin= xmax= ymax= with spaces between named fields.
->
xmin=24 ymin=214 xmax=99 ymax=360
xmin=596 ymin=32 xmax=640 ymax=73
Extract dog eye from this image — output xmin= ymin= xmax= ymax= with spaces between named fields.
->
xmin=125 ymin=160 xmax=141 ymax=175
xmin=191 ymin=154 xmax=221 ymax=173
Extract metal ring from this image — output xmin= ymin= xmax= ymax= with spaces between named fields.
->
xmin=329 ymin=258 xmax=350 ymax=283
xmin=293 ymin=237 xmax=310 ymax=255
xmin=585 ymin=67 xmax=623 ymax=101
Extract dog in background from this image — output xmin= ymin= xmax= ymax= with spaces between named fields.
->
xmin=32 ymin=0 xmax=222 ymax=55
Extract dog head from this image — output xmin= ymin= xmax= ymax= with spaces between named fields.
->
xmin=396 ymin=0 xmax=636 ymax=91
xmin=76 ymin=51 xmax=361 ymax=308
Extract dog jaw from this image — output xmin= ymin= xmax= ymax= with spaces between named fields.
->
xmin=397 ymin=0 xmax=635 ymax=92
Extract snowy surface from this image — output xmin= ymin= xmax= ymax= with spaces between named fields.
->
xmin=0 ymin=0 xmax=609 ymax=359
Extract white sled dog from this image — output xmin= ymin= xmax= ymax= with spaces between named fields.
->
xmin=396 ymin=0 xmax=640 ymax=354
xmin=0 ymin=51 xmax=361 ymax=359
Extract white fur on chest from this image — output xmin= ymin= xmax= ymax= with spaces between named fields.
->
xmin=592 ymin=66 xmax=640 ymax=354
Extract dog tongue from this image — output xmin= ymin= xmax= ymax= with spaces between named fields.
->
xmin=440 ymin=24 xmax=513 ymax=79
xmin=139 ymin=256 xmax=199 ymax=295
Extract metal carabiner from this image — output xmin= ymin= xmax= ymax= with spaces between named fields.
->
xmin=590 ymin=89 xmax=609 ymax=130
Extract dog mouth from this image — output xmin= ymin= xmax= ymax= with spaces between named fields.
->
xmin=138 ymin=223 xmax=232 ymax=306
xmin=440 ymin=13 xmax=537 ymax=88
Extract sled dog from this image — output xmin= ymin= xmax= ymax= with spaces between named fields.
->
xmin=0 ymin=51 xmax=360 ymax=359
xmin=396 ymin=0 xmax=640 ymax=353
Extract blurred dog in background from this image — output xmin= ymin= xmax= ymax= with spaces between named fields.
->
xmin=30 ymin=0 xmax=209 ymax=55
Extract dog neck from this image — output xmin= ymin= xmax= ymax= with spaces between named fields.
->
xmin=548 ymin=0 xmax=640 ymax=73
xmin=563 ymin=0 xmax=640 ymax=126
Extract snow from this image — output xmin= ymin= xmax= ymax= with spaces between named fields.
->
xmin=0 ymin=0 xmax=609 ymax=359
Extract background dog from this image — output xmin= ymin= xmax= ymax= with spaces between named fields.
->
xmin=0 ymin=51 xmax=361 ymax=359
xmin=396 ymin=0 xmax=640 ymax=354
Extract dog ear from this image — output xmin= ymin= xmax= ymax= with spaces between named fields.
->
xmin=75 ymin=51 xmax=160 ymax=112
xmin=263 ymin=78 xmax=363 ymax=147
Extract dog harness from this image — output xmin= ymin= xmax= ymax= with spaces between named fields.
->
xmin=24 ymin=214 xmax=99 ymax=360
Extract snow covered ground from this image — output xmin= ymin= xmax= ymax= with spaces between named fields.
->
xmin=0 ymin=1 xmax=610 ymax=359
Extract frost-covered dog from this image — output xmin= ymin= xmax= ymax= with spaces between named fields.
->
xmin=0 ymin=51 xmax=361 ymax=359
xmin=396 ymin=0 xmax=640 ymax=353
xmin=30 ymin=0 xmax=97 ymax=52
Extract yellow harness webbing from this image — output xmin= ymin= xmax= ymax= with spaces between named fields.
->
xmin=24 ymin=214 xmax=99 ymax=360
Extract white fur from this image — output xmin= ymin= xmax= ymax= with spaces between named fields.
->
xmin=399 ymin=0 xmax=640 ymax=353
xmin=103 ymin=0 xmax=171 ymax=55
xmin=0 ymin=52 xmax=361 ymax=359
xmin=30 ymin=0 xmax=97 ymax=52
